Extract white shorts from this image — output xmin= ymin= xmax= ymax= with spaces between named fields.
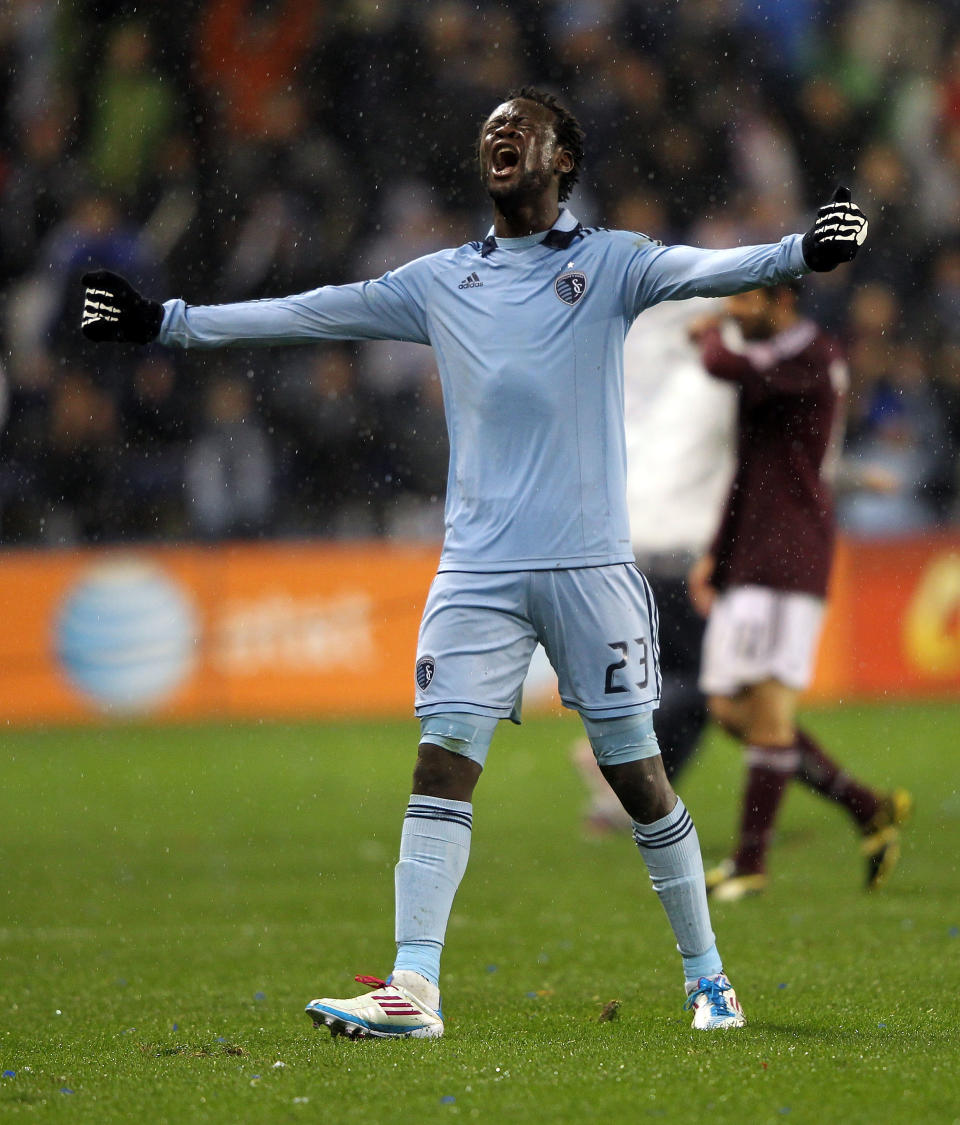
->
xmin=415 ymin=564 xmax=661 ymax=721
xmin=699 ymin=585 xmax=825 ymax=696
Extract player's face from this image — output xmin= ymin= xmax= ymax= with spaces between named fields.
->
xmin=478 ymin=98 xmax=571 ymax=203
xmin=725 ymin=290 xmax=775 ymax=339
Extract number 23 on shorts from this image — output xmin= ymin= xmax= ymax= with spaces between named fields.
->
xmin=604 ymin=637 xmax=649 ymax=694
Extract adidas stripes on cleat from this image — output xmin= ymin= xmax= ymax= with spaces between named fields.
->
xmin=305 ymin=975 xmax=444 ymax=1039
xmin=684 ymin=973 xmax=746 ymax=1030
xmin=862 ymin=788 xmax=913 ymax=890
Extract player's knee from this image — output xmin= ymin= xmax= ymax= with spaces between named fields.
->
xmin=412 ymin=742 xmax=481 ymax=800
xmin=600 ymin=754 xmax=675 ymax=824
xmin=581 ymin=712 xmax=660 ymax=767
xmin=745 ymin=718 xmax=795 ymax=746
xmin=744 ymin=679 xmax=798 ymax=744
xmin=418 ymin=712 xmax=498 ymax=770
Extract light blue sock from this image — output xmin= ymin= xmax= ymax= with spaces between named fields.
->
xmin=632 ymin=798 xmax=723 ymax=985
xmin=393 ymin=795 xmax=473 ymax=987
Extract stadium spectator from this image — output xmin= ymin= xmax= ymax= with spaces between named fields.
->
xmin=926 ymin=243 xmax=960 ymax=344
xmin=410 ymin=2 xmax=527 ymax=206
xmin=85 ymin=22 xmax=175 ymax=201
xmin=0 ymin=97 xmax=81 ymax=285
xmin=0 ymin=0 xmax=63 ymax=139
xmin=183 ymin=368 xmax=274 ymax=540
xmin=119 ymin=353 xmax=192 ymax=539
xmin=373 ymin=365 xmax=449 ymax=542
xmin=42 ymin=365 xmax=125 ymax=544
xmin=212 ymin=88 xmax=360 ymax=300
xmin=789 ymin=74 xmax=866 ymax=202
xmin=265 ymin=344 xmax=373 ymax=537
xmin=194 ymin=0 xmax=320 ymax=138
xmin=13 ymin=190 xmax=163 ymax=380
xmin=839 ymin=342 xmax=944 ymax=535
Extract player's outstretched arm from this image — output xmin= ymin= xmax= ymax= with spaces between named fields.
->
xmin=81 ymin=267 xmax=432 ymax=350
xmin=630 ymin=186 xmax=868 ymax=310
xmin=800 ymin=186 xmax=868 ymax=272
xmin=81 ymin=270 xmax=164 ymax=344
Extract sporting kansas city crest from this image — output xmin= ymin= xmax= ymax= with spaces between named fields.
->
xmin=416 ymin=655 xmax=436 ymax=691
xmin=554 ymin=270 xmax=587 ymax=306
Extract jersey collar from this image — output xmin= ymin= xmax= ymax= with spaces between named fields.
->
xmin=480 ymin=208 xmax=582 ymax=258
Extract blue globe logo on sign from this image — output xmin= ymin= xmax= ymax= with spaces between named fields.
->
xmin=55 ymin=560 xmax=198 ymax=712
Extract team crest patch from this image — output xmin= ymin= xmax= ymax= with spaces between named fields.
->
xmin=416 ymin=655 xmax=436 ymax=691
xmin=555 ymin=270 xmax=587 ymax=306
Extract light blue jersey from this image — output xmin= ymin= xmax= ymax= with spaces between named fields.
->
xmin=159 ymin=209 xmax=807 ymax=572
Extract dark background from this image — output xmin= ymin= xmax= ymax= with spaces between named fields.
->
xmin=1 ymin=0 xmax=957 ymax=545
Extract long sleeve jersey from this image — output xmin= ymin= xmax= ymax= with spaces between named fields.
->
xmin=159 ymin=209 xmax=808 ymax=572
xmin=700 ymin=318 xmax=847 ymax=597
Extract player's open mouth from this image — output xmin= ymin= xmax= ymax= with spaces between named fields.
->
xmin=491 ymin=143 xmax=520 ymax=177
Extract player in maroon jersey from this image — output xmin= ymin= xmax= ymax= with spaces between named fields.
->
xmin=688 ymin=283 xmax=911 ymax=901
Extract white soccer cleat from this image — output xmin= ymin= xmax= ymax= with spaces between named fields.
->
xmin=305 ymin=974 xmax=444 ymax=1039
xmin=684 ymin=973 xmax=746 ymax=1030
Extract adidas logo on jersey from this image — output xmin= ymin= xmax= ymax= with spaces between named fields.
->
xmin=458 ymin=272 xmax=483 ymax=289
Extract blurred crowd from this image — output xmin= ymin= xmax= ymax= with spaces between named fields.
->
xmin=1 ymin=0 xmax=959 ymax=546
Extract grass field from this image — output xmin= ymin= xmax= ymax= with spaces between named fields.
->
xmin=1 ymin=702 xmax=958 ymax=1124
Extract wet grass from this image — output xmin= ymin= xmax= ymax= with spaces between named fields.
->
xmin=0 ymin=704 xmax=956 ymax=1123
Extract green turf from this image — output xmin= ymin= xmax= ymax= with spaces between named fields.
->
xmin=0 ymin=703 xmax=957 ymax=1123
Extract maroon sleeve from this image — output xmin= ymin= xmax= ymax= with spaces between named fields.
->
xmin=697 ymin=326 xmax=756 ymax=384
xmin=699 ymin=324 xmax=827 ymax=398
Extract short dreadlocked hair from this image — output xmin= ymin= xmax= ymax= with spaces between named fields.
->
xmin=482 ymin=86 xmax=585 ymax=203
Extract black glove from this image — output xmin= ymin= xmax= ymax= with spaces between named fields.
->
xmin=81 ymin=270 xmax=164 ymax=343
xmin=801 ymin=186 xmax=868 ymax=272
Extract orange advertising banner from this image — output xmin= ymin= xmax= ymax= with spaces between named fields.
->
xmin=0 ymin=535 xmax=958 ymax=727
xmin=0 ymin=542 xmax=441 ymax=724
xmin=812 ymin=533 xmax=960 ymax=699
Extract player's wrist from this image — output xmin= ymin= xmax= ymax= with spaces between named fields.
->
xmin=800 ymin=230 xmax=831 ymax=272
xmin=801 ymin=230 xmax=847 ymax=273
xmin=81 ymin=270 xmax=163 ymax=344
xmin=130 ymin=295 xmax=164 ymax=343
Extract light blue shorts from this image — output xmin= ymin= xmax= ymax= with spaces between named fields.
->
xmin=414 ymin=564 xmax=661 ymax=723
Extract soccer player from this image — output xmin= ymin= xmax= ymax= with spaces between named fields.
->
xmin=688 ymin=284 xmax=911 ymax=903
xmin=81 ymin=88 xmax=868 ymax=1035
